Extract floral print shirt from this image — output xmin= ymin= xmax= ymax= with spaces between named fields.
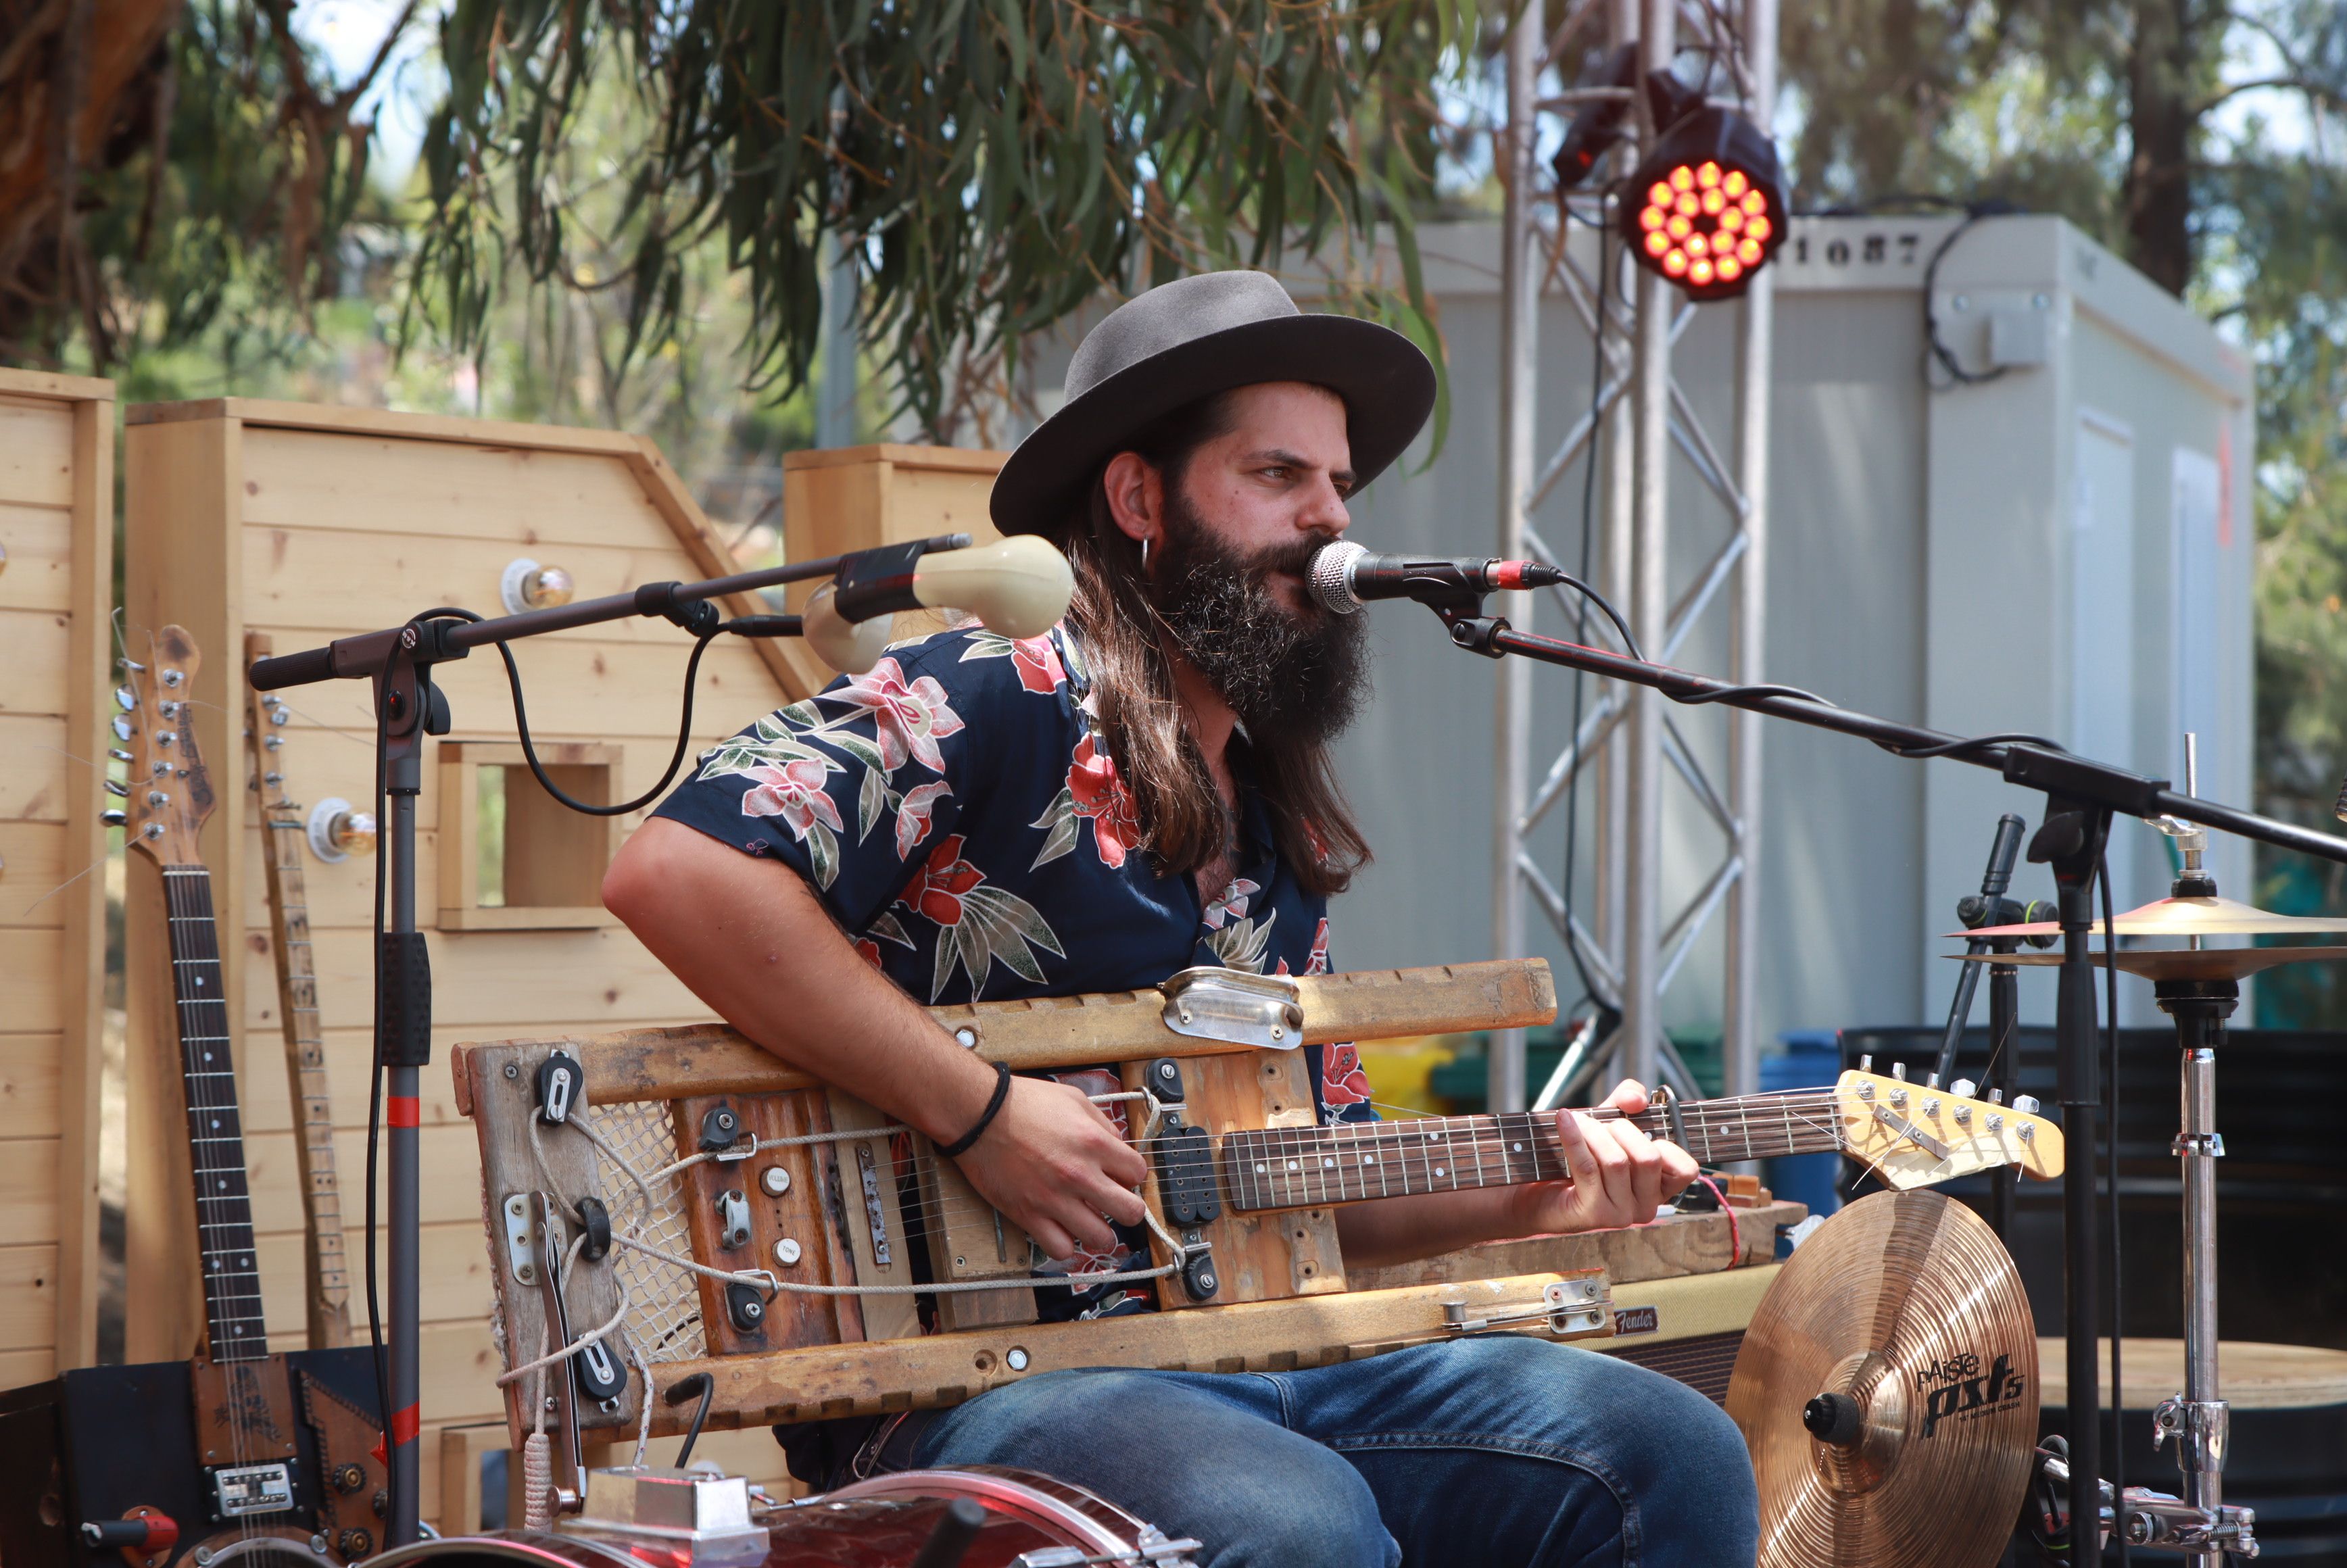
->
xmin=656 ymin=620 xmax=1378 ymax=1325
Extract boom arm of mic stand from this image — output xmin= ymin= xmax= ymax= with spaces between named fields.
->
xmin=1470 ymin=621 xmax=2347 ymax=868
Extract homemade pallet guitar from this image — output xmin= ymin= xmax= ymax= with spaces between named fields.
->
xmin=450 ymin=956 xmax=2061 ymax=1514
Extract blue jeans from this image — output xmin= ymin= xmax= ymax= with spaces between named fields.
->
xmin=911 ymin=1337 xmax=1759 ymax=1567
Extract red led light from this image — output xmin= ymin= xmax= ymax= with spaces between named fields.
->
xmin=1645 ymin=230 xmax=1671 ymax=258
xmin=1723 ymin=170 xmax=1750 ymax=198
xmin=1717 ymin=255 xmax=1743 ymax=282
xmin=1685 ymin=232 xmax=1710 ymax=258
xmin=1618 ymin=107 xmax=1784 ymax=297
xmin=1666 ymin=214 xmax=1693 ymax=240
xmin=1663 ymin=249 xmax=1689 ymax=277
xmin=1669 ymin=165 xmax=1695 ymax=192
xmin=1745 ymin=214 xmax=1772 ymax=243
xmin=1639 ymin=205 xmax=1666 ymax=232
xmin=1690 ymin=257 xmax=1716 ymax=285
xmin=1737 ymin=238 xmax=1763 ymax=265
xmin=1697 ymin=161 xmax=1722 ymax=189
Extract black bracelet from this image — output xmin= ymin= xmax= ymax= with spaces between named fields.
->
xmin=938 ymin=1061 xmax=1013 ymax=1158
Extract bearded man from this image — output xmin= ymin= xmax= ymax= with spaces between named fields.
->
xmin=604 ymin=270 xmax=1760 ymax=1567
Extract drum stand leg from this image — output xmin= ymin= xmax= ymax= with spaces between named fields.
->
xmin=2143 ymin=980 xmax=2254 ymax=1563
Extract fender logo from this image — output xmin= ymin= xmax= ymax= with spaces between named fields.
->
xmin=1918 ymin=1351 xmax=2026 ymax=1437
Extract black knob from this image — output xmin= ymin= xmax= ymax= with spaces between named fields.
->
xmin=331 ymin=1462 xmax=366 ymax=1495
xmin=337 ymin=1525 xmax=375 ymax=1559
xmin=1802 ymin=1392 xmax=1862 ymax=1447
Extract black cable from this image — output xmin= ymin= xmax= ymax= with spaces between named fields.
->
xmin=1923 ymin=201 xmax=2025 ymax=391
xmin=491 ymin=628 xmax=722 ymax=816
xmin=2101 ymin=852 xmax=2127 ymax=1567
xmin=364 ymin=655 xmax=391 ymax=1535
xmin=665 ymin=1372 xmax=716 ymax=1469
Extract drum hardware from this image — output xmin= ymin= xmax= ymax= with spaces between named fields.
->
xmin=1956 ymin=766 xmax=2347 ymax=1563
xmin=555 ymin=1468 xmax=769 ymax=1568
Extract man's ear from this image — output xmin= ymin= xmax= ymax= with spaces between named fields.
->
xmin=1100 ymin=450 xmax=1165 ymax=547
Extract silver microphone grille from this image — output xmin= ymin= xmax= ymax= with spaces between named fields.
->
xmin=1307 ymin=539 xmax=1368 ymax=615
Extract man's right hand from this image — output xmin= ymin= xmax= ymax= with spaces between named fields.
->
xmin=953 ymin=1075 xmax=1151 ymax=1260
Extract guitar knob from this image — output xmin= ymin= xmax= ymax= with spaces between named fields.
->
xmin=330 ymin=1461 xmax=366 ymax=1495
xmin=2011 ymin=1095 xmax=2041 ymax=1115
xmin=336 ymin=1526 xmax=375 ymax=1559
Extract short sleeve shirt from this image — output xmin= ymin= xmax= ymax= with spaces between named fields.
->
xmin=651 ymin=622 xmax=1378 ymax=1312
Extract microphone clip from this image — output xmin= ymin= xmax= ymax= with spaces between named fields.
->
xmin=829 ymin=533 xmax=976 ymax=625
xmin=1441 ymin=606 xmax=1510 ymax=659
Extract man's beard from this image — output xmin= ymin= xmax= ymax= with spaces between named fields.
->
xmin=1146 ymin=495 xmax=1371 ymax=745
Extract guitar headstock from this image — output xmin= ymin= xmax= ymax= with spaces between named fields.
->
xmin=1835 ymin=1071 xmax=2064 ymax=1187
xmin=111 ymin=625 xmax=215 ymax=867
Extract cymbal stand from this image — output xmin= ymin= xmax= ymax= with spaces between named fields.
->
xmin=2139 ymin=768 xmax=2257 ymax=1561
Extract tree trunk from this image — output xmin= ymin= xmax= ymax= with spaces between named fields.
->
xmin=2123 ymin=0 xmax=2198 ymax=296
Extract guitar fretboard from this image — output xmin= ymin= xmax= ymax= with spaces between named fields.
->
xmin=1220 ymin=1092 xmax=1846 ymax=1212
xmin=258 ymin=799 xmax=352 ymax=1336
xmin=164 ymin=865 xmax=270 ymax=1361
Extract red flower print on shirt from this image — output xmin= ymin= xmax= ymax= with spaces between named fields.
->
xmin=1321 ymin=1043 xmax=1371 ymax=1108
xmin=905 ymin=835 xmax=985 ymax=925
xmin=854 ymin=938 xmax=884 ymax=970
xmin=740 ymin=758 xmax=844 ymax=840
xmin=895 ymin=781 xmax=952 ymax=860
xmin=1065 ymin=733 xmax=1142 ymax=867
xmin=1011 ymin=635 xmax=1065 ymax=693
xmin=1305 ymin=916 xmax=1332 ymax=976
xmin=831 ymin=657 xmax=965 ymax=774
xmin=1203 ymin=878 xmax=1261 ymax=931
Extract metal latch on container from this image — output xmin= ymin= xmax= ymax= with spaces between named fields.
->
xmin=1158 ymin=967 xmax=1305 ymax=1049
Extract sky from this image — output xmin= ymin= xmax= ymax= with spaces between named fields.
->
xmin=290 ymin=0 xmax=440 ymax=189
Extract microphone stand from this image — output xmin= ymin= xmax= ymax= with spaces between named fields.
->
xmin=1434 ymin=606 xmax=2347 ymax=1560
xmin=248 ymin=534 xmax=970 ymax=1545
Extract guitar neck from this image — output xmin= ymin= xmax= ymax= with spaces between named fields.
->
xmin=162 ymin=864 xmax=271 ymax=1361
xmin=257 ymin=797 xmax=353 ymax=1344
xmin=1220 ymin=1090 xmax=1845 ymax=1212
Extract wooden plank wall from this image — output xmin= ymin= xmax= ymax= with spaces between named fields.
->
xmin=119 ymin=399 xmax=826 ymax=1524
xmin=0 ymin=368 xmax=114 ymax=1382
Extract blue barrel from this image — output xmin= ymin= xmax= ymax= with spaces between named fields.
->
xmin=1763 ymin=1031 xmax=1843 ymax=1220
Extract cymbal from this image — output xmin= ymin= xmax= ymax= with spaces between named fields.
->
xmin=1951 ymin=945 xmax=2347 ymax=981
xmin=1953 ymin=893 xmax=2347 ymax=940
xmin=1727 ymin=1190 xmax=2038 ymax=1568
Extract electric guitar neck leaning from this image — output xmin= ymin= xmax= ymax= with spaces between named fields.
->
xmin=245 ymin=631 xmax=354 ymax=1351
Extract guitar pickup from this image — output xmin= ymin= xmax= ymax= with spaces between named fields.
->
xmin=1154 ymin=1125 xmax=1220 ymax=1227
xmin=209 ymin=1460 xmax=295 ymax=1519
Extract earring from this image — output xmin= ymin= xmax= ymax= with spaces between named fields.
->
xmin=1140 ymin=535 xmax=1153 ymax=574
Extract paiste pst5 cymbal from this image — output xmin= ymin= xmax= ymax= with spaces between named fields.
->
xmin=1727 ymin=1190 xmax=2038 ymax=1568
xmin=1955 ymin=891 xmax=2347 ymax=941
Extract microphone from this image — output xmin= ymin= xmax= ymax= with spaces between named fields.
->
xmin=809 ymin=534 xmax=1075 ymax=674
xmin=1306 ymin=539 xmax=1567 ymax=614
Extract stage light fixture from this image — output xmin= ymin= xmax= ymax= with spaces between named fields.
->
xmin=1618 ymin=105 xmax=1787 ymax=301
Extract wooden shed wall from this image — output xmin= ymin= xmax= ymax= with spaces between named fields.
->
xmin=119 ymin=399 xmax=823 ymax=1524
xmin=0 ymin=368 xmax=114 ymax=1381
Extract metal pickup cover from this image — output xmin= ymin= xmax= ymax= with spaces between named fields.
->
xmin=1159 ymin=967 xmax=1305 ymax=1048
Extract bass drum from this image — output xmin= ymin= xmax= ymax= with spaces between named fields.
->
xmin=369 ymin=1465 xmax=1197 ymax=1568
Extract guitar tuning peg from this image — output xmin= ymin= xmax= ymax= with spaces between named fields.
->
xmin=1925 ymin=1071 xmax=1941 ymax=1089
xmin=2010 ymin=1094 xmax=2041 ymax=1116
xmin=113 ymin=685 xmax=137 ymax=711
xmin=1890 ymin=1062 xmax=1908 ymax=1081
xmin=1950 ymin=1078 xmax=1977 ymax=1100
xmin=118 ymin=656 xmax=146 ymax=672
xmin=1858 ymin=1054 xmax=1872 ymax=1072
xmin=1989 ymin=1087 xmax=2004 ymax=1104
xmin=101 ymin=809 xmax=126 ymax=828
xmin=111 ymin=716 xmax=135 ymax=742
xmin=105 ymin=780 xmax=129 ymax=797
xmin=107 ymin=748 xmax=133 ymax=764
xmin=268 ymin=705 xmax=290 ymax=726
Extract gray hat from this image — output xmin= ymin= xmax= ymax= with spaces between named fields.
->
xmin=990 ymin=270 xmax=1437 ymax=537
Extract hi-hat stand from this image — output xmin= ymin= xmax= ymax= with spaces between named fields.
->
xmin=248 ymin=535 xmax=971 ymax=1546
xmin=1432 ymin=602 xmax=2347 ymax=1562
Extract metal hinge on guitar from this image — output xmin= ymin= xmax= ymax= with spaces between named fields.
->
xmin=0 ymin=627 xmax=388 ymax=1568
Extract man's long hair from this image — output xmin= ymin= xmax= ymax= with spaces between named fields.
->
xmin=1059 ymin=395 xmax=1370 ymax=898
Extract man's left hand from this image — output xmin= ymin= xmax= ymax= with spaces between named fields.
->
xmin=1511 ymin=1079 xmax=1703 ymax=1235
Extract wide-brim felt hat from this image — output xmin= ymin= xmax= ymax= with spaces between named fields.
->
xmin=990 ymin=270 xmax=1437 ymax=537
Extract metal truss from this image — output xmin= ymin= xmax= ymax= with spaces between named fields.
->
xmin=1491 ymin=0 xmax=1777 ymax=1114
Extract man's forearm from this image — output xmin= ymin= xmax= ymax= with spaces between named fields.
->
xmin=602 ymin=817 xmax=997 ymax=1143
xmin=1332 ymin=1185 xmax=1547 ymax=1272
